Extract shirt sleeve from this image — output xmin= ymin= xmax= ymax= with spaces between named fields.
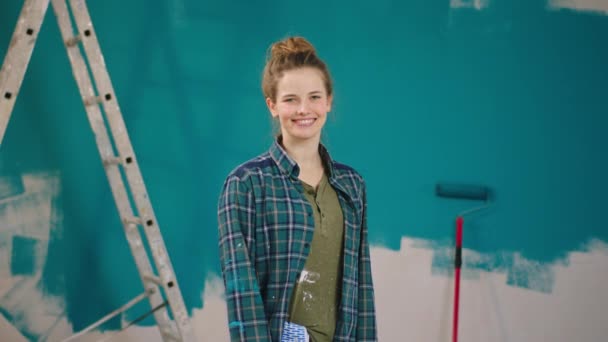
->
xmin=218 ymin=175 xmax=271 ymax=342
xmin=357 ymin=182 xmax=378 ymax=341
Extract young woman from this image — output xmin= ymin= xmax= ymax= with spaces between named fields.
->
xmin=218 ymin=36 xmax=377 ymax=342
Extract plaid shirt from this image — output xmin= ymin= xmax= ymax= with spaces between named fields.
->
xmin=218 ymin=139 xmax=377 ymax=342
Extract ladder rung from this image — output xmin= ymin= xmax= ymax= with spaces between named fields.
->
xmin=123 ymin=216 xmax=142 ymax=225
xmin=84 ymin=94 xmax=102 ymax=106
xmin=144 ymin=286 xmax=156 ymax=296
xmin=65 ymin=35 xmax=81 ymax=47
xmin=102 ymin=156 xmax=121 ymax=166
xmin=143 ymin=274 xmax=162 ymax=286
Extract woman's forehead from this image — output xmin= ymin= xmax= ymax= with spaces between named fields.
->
xmin=277 ymin=68 xmax=326 ymax=94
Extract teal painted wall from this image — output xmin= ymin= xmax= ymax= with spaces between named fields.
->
xmin=1 ymin=0 xmax=607 ymax=337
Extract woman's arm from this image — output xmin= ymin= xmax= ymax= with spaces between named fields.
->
xmin=218 ymin=175 xmax=271 ymax=342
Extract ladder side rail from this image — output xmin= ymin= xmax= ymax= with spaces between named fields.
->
xmin=0 ymin=0 xmax=51 ymax=145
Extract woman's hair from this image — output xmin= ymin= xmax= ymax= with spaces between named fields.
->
xmin=262 ymin=36 xmax=333 ymax=102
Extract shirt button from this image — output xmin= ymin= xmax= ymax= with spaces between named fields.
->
xmin=304 ymin=243 xmax=310 ymax=249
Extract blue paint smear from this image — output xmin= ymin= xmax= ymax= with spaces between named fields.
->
xmin=430 ymin=243 xmax=555 ymax=293
xmin=229 ymin=321 xmax=244 ymax=329
xmin=10 ymin=236 xmax=38 ymax=276
xmin=0 ymin=0 xmax=606 ymax=335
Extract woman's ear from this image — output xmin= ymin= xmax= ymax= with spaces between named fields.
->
xmin=266 ymin=98 xmax=278 ymax=118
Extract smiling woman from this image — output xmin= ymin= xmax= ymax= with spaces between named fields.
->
xmin=217 ymin=36 xmax=377 ymax=342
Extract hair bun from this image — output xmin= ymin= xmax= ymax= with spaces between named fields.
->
xmin=270 ymin=36 xmax=316 ymax=59
xmin=262 ymin=36 xmax=332 ymax=101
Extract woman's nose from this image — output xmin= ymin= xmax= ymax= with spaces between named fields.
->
xmin=297 ymin=100 xmax=310 ymax=114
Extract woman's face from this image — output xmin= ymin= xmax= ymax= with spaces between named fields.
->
xmin=267 ymin=67 xmax=332 ymax=144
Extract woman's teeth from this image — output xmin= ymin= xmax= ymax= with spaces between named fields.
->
xmin=294 ymin=118 xmax=315 ymax=126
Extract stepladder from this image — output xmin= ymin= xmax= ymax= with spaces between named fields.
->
xmin=0 ymin=1 xmax=197 ymax=341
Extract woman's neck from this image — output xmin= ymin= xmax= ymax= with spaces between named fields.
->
xmin=281 ymin=135 xmax=324 ymax=185
xmin=281 ymin=135 xmax=321 ymax=167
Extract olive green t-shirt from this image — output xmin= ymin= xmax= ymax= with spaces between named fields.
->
xmin=288 ymin=173 xmax=345 ymax=342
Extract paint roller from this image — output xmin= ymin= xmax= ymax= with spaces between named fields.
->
xmin=435 ymin=183 xmax=491 ymax=342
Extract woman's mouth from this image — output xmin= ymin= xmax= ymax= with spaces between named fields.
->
xmin=293 ymin=118 xmax=316 ymax=127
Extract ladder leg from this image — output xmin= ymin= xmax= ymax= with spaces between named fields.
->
xmin=48 ymin=0 xmax=196 ymax=341
xmin=0 ymin=0 xmax=51 ymax=146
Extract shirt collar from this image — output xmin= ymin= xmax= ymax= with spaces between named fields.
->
xmin=269 ymin=136 xmax=335 ymax=179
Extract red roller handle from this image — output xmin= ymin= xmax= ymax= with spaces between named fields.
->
xmin=453 ymin=216 xmax=463 ymax=342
